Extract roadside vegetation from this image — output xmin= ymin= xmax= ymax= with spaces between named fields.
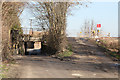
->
xmin=56 ymin=44 xmax=73 ymax=59
xmin=2 ymin=2 xmax=25 ymax=61
xmin=90 ymin=37 xmax=120 ymax=60
xmin=79 ymin=20 xmax=119 ymax=60
xmin=0 ymin=64 xmax=9 ymax=78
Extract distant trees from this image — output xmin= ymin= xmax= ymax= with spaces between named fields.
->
xmin=80 ymin=20 xmax=98 ymax=38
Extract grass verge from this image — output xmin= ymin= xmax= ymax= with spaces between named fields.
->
xmin=94 ymin=39 xmax=120 ymax=60
xmin=0 ymin=64 xmax=9 ymax=78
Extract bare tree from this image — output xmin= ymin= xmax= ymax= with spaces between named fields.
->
xmin=2 ymin=2 xmax=25 ymax=61
xmin=80 ymin=20 xmax=97 ymax=38
xmin=28 ymin=1 xmax=89 ymax=55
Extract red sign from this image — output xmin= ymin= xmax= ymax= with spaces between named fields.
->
xmin=97 ymin=24 xmax=101 ymax=28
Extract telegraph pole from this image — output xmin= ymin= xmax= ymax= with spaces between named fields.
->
xmin=29 ymin=19 xmax=33 ymax=35
xmin=30 ymin=19 xmax=32 ymax=28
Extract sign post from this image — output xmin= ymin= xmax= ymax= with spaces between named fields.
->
xmin=95 ymin=24 xmax=101 ymax=41
xmin=97 ymin=24 xmax=101 ymax=37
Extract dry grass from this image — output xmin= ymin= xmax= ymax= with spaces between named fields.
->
xmin=92 ymin=37 xmax=120 ymax=60
xmin=98 ymin=37 xmax=119 ymax=52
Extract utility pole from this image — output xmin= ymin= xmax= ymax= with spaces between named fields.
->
xmin=29 ymin=19 xmax=33 ymax=35
xmin=30 ymin=19 xmax=32 ymax=29
xmin=97 ymin=24 xmax=101 ymax=38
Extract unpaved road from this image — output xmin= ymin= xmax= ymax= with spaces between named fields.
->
xmin=8 ymin=37 xmax=118 ymax=78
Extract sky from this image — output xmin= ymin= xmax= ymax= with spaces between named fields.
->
xmin=20 ymin=2 xmax=118 ymax=37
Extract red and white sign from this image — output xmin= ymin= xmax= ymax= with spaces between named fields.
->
xmin=97 ymin=24 xmax=101 ymax=28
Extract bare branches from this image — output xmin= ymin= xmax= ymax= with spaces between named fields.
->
xmin=2 ymin=2 xmax=25 ymax=28
xmin=80 ymin=20 xmax=97 ymax=38
xmin=2 ymin=2 xmax=25 ymax=61
xmin=26 ymin=1 xmax=90 ymax=54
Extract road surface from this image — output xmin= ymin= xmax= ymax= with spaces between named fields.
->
xmin=7 ymin=37 xmax=118 ymax=78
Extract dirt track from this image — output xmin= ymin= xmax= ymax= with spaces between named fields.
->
xmin=7 ymin=37 xmax=118 ymax=78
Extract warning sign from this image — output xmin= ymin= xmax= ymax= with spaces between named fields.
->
xmin=97 ymin=24 xmax=101 ymax=28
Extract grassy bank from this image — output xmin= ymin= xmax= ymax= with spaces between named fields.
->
xmin=90 ymin=37 xmax=120 ymax=60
